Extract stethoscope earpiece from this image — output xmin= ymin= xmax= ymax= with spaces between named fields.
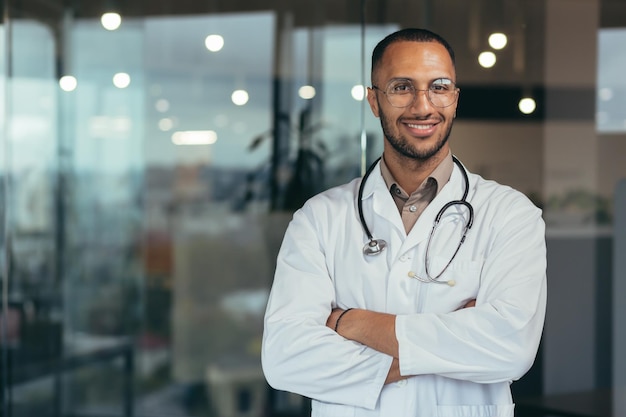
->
xmin=408 ymin=271 xmax=456 ymax=286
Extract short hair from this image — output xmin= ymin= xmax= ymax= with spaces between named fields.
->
xmin=371 ymin=28 xmax=456 ymax=81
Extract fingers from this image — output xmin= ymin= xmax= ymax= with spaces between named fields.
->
xmin=455 ymin=299 xmax=476 ymax=311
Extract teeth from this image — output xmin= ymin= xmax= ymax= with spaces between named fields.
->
xmin=407 ymin=124 xmax=433 ymax=130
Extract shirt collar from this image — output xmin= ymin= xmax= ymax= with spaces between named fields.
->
xmin=379 ymin=150 xmax=454 ymax=199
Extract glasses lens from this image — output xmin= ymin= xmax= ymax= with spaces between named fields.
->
xmin=385 ymin=80 xmax=415 ymax=107
xmin=428 ymin=79 xmax=457 ymax=107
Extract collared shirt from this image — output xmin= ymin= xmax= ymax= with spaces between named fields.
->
xmin=380 ymin=151 xmax=454 ymax=233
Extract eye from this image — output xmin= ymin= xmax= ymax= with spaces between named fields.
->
xmin=430 ymin=79 xmax=454 ymax=93
xmin=388 ymin=80 xmax=414 ymax=94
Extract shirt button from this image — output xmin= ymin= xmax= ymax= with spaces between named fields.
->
xmin=399 ymin=254 xmax=409 ymax=262
xmin=409 ymin=205 xmax=417 ymax=212
xmin=396 ymin=379 xmax=407 ymax=387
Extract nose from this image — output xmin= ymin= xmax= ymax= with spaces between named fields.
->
xmin=409 ymin=89 xmax=434 ymax=112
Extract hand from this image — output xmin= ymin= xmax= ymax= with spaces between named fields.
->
xmin=385 ymin=358 xmax=408 ymax=384
xmin=454 ymin=299 xmax=476 ymax=311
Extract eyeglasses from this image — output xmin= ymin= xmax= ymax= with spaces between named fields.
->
xmin=372 ymin=78 xmax=459 ymax=108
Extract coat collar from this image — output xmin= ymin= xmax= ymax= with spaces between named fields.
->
xmin=358 ymin=159 xmax=471 ymax=252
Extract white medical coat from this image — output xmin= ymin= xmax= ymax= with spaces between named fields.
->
xmin=262 ymin=160 xmax=547 ymax=417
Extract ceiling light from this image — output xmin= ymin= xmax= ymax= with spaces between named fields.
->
xmin=59 ymin=75 xmax=78 ymax=92
xmin=158 ymin=118 xmax=174 ymax=131
xmin=101 ymin=12 xmax=122 ymax=31
xmin=519 ymin=97 xmax=536 ymax=114
xmin=155 ymin=99 xmax=170 ymax=112
xmin=171 ymin=130 xmax=217 ymax=145
xmin=488 ymin=33 xmax=508 ymax=50
xmin=598 ymin=87 xmax=613 ymax=101
xmin=478 ymin=51 xmax=497 ymax=68
xmin=351 ymin=85 xmax=365 ymax=101
xmin=205 ymin=34 xmax=224 ymax=52
xmin=299 ymin=85 xmax=316 ymax=100
xmin=231 ymin=89 xmax=249 ymax=106
xmin=113 ymin=72 xmax=131 ymax=89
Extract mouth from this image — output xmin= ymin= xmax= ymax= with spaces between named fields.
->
xmin=403 ymin=121 xmax=439 ymax=137
xmin=406 ymin=123 xmax=435 ymax=130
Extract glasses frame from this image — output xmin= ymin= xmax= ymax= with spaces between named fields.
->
xmin=372 ymin=78 xmax=460 ymax=109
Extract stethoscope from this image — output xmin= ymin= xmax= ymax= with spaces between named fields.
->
xmin=357 ymin=155 xmax=474 ymax=286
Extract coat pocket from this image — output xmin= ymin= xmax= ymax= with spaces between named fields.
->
xmin=420 ymin=256 xmax=483 ymax=313
xmin=311 ymin=400 xmax=356 ymax=417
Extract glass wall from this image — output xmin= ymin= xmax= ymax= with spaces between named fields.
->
xmin=1 ymin=0 xmax=625 ymax=416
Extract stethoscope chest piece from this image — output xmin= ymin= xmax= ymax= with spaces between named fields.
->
xmin=363 ymin=238 xmax=387 ymax=256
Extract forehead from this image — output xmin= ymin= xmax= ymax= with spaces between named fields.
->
xmin=375 ymin=41 xmax=456 ymax=84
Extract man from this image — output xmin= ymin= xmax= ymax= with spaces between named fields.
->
xmin=262 ymin=28 xmax=546 ymax=417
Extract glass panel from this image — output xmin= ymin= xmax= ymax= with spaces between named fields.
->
xmin=1 ymin=3 xmax=374 ymax=417
xmin=2 ymin=18 xmax=62 ymax=416
xmin=59 ymin=15 xmax=144 ymax=415
xmin=143 ymin=13 xmax=276 ymax=417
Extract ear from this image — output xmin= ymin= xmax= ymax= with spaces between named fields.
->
xmin=366 ymin=87 xmax=380 ymax=118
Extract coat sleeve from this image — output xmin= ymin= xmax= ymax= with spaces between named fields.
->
xmin=396 ymin=192 xmax=547 ymax=383
xmin=261 ymin=201 xmax=392 ymax=409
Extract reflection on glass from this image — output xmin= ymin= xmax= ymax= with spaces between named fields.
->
xmin=597 ymin=28 xmax=626 ymax=133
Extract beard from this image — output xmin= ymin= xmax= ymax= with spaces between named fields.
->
xmin=379 ymin=106 xmax=454 ymax=161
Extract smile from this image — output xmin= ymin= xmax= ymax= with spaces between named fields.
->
xmin=407 ymin=123 xmax=435 ymax=130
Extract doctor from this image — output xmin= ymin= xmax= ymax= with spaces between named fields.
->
xmin=262 ymin=28 xmax=547 ymax=417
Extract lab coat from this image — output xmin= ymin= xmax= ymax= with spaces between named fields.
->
xmin=262 ymin=160 xmax=547 ymax=417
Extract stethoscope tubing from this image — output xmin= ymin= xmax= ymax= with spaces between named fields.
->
xmin=357 ymin=155 xmax=384 ymax=242
xmin=357 ymin=155 xmax=475 ymax=284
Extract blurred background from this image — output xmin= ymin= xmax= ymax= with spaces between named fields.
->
xmin=0 ymin=0 xmax=625 ymax=416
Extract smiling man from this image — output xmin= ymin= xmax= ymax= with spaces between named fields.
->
xmin=262 ymin=28 xmax=547 ymax=417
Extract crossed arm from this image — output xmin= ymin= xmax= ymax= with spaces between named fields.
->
xmin=326 ymin=300 xmax=476 ymax=384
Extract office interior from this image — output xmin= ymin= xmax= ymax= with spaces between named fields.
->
xmin=0 ymin=0 xmax=625 ymax=416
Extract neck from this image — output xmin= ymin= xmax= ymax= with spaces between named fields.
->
xmin=383 ymin=151 xmax=446 ymax=194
